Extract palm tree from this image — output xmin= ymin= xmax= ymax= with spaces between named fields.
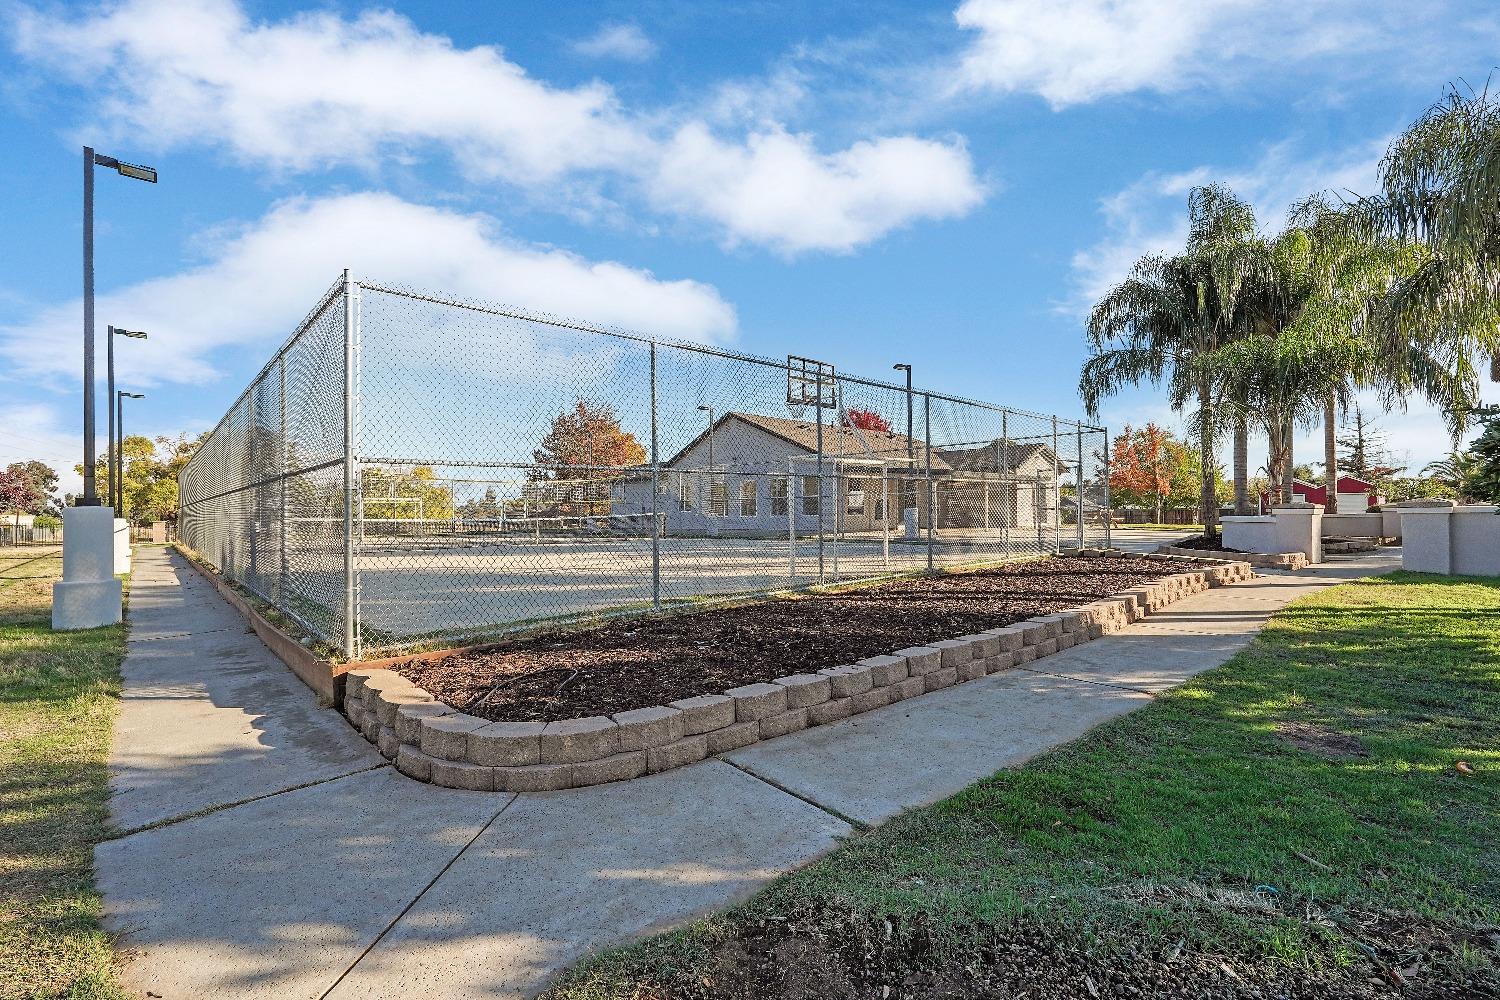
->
xmin=1361 ymin=86 xmax=1500 ymax=430
xmin=1422 ymin=451 xmax=1474 ymax=491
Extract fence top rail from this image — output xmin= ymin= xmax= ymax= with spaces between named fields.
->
xmin=179 ymin=275 xmax=346 ymax=490
xmin=354 ymin=276 xmax=1105 ymax=433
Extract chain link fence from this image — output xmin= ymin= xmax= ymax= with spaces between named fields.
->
xmin=179 ymin=274 xmax=1111 ymax=659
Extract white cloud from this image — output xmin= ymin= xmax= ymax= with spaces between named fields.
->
xmin=949 ymin=0 xmax=1500 ymax=108
xmin=0 ymin=403 xmax=86 ymax=497
xmin=1065 ymin=138 xmax=1387 ymax=312
xmin=650 ymin=126 xmax=985 ymax=254
xmin=0 ymin=192 xmax=738 ymax=390
xmin=572 ymin=23 xmax=657 ymax=62
xmin=11 ymin=0 xmax=984 ymax=254
xmin=952 ymin=0 xmax=1235 ymax=107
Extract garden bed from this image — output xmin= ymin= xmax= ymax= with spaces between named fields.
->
xmin=394 ymin=555 xmax=1206 ymax=722
xmin=341 ymin=553 xmax=1256 ymax=792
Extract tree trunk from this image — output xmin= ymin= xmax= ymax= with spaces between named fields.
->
xmin=1233 ymin=414 xmax=1250 ymax=515
xmin=1281 ymin=416 xmax=1295 ymax=504
xmin=1323 ymin=393 xmax=1338 ymax=515
xmin=1198 ymin=381 xmax=1217 ymax=538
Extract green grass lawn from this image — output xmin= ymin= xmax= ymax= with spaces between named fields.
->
xmin=1117 ymin=522 xmax=1207 ymax=531
xmin=549 ymin=572 xmax=1500 ymax=999
xmin=0 ymin=548 xmax=127 ymax=1000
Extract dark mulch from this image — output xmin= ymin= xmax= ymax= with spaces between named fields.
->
xmin=1170 ymin=532 xmax=1245 ymax=553
xmin=394 ymin=556 xmax=1201 ymax=722
xmin=603 ymin=905 xmax=1500 ymax=1000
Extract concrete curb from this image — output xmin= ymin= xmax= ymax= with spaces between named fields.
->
xmin=346 ymin=553 xmax=1255 ymax=791
xmin=1155 ymin=543 xmax=1307 ymax=570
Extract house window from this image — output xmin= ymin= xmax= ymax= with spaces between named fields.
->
xmin=676 ymin=472 xmax=691 ymax=510
xmin=846 ymin=481 xmax=866 ymax=516
xmin=740 ymin=480 xmax=757 ymax=517
xmin=770 ymin=478 xmax=788 ymax=516
xmin=706 ymin=477 xmax=727 ymax=516
xmin=801 ymin=475 xmax=821 ymax=516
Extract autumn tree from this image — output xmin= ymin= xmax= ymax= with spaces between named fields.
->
xmin=842 ymin=407 xmax=893 ymax=433
xmin=531 ymin=399 xmax=646 ymax=514
xmin=1108 ymin=423 xmax=1175 ymax=523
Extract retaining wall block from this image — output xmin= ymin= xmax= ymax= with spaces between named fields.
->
xmin=982 ymin=626 xmax=1026 ymax=653
xmin=759 ymin=707 xmax=810 ymax=740
xmin=930 ymin=638 xmax=974 ymax=666
xmin=573 ymin=751 xmax=648 ymax=787
xmin=1056 ymin=631 xmax=1077 ymax=651
xmin=817 ymin=665 xmax=874 ymax=699
xmin=360 ymin=711 xmax=383 ymax=743
xmin=376 ymin=689 xmax=433 ymax=729
xmin=395 ymin=702 xmax=452 ymax=745
xmin=705 ymin=719 xmax=761 ymax=753
xmin=1020 ymin=622 xmax=1050 ymax=645
xmin=668 ymin=694 xmax=736 ymax=735
xmin=611 ymin=706 xmax=685 ymax=752
xmin=467 ymin=720 xmax=545 ymax=767
xmin=857 ymin=654 xmax=909 ymax=687
xmin=377 ymin=725 xmax=401 ymax=760
xmin=493 ymin=762 xmax=574 ymax=793
xmin=344 ymin=699 xmax=366 ymax=729
xmin=889 ymin=675 xmax=927 ymax=701
xmin=395 ymin=744 xmax=435 ymax=782
xmin=1016 ymin=645 xmax=1038 ymax=664
xmin=1035 ymin=637 xmax=1059 ymax=657
xmin=971 ymin=634 xmax=1002 ymax=659
xmin=431 ymin=758 xmax=496 ymax=791
xmin=774 ymin=673 xmax=833 ymax=708
xmin=957 ymin=658 xmax=987 ymax=682
xmin=896 ymin=646 xmax=943 ymax=675
xmin=986 ymin=650 xmax=1017 ymax=673
xmin=807 ymin=697 xmax=853 ymax=726
xmin=420 ymin=713 xmax=490 ymax=761
xmin=925 ymin=666 xmax=959 ymax=691
xmin=725 ymin=682 xmax=790 ymax=721
xmin=343 ymin=669 xmax=376 ymax=703
xmin=539 ymin=716 xmax=621 ymax=764
xmin=647 ymin=734 xmax=709 ymax=774
xmin=849 ymin=686 xmax=892 ymax=714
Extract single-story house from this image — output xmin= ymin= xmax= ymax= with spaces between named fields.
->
xmin=1261 ymin=476 xmax=1383 ymax=513
xmin=610 ymin=410 xmax=1059 ymax=536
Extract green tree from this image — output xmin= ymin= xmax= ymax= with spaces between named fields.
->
xmin=1463 ymin=413 xmax=1500 ymax=503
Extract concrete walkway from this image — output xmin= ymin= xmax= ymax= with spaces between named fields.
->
xmin=98 ymin=546 xmax=1398 ymax=999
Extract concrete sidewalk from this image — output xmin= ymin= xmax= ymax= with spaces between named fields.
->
xmin=97 ymin=546 xmax=1398 ymax=999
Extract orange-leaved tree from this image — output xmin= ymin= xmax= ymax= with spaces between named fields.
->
xmin=1108 ymin=423 xmax=1177 ymax=523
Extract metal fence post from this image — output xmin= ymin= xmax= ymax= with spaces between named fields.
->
xmin=924 ymin=393 xmax=934 ymax=572
xmin=649 ymin=341 xmax=661 ymax=611
xmin=1051 ymin=415 xmax=1061 ymax=553
xmin=1075 ymin=425 xmax=1086 ymax=550
xmin=815 ymin=387 xmax=825 ymax=584
xmin=1001 ymin=409 xmax=1010 ymax=555
xmin=278 ymin=357 xmax=287 ymax=604
xmin=1102 ymin=426 xmax=1113 ymax=550
xmin=341 ymin=269 xmax=360 ymax=660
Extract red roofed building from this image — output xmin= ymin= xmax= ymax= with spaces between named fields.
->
xmin=1260 ymin=475 xmax=1382 ymax=513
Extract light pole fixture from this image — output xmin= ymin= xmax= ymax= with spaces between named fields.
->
xmin=107 ymin=327 xmax=148 ymax=508
xmin=893 ymin=363 xmax=913 ymax=460
xmin=116 ymin=391 xmax=144 ymax=519
xmin=695 ymin=405 xmax=715 ymax=470
xmin=81 ymin=146 xmax=157 ymax=507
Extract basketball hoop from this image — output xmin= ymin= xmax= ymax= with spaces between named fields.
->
xmin=787 ymin=355 xmax=836 ymax=415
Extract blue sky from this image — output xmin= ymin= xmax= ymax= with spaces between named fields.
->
xmin=2 ymin=0 xmax=1497 ymax=494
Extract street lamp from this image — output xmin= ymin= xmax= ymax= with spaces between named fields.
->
xmin=115 ymin=392 xmax=144 ymax=519
xmin=892 ymin=364 xmax=913 ymax=460
xmin=81 ymin=146 xmax=157 ymax=507
xmin=107 ymin=327 xmax=147 ymax=508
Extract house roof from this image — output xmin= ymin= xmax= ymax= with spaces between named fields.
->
xmin=935 ymin=440 xmax=1056 ymax=473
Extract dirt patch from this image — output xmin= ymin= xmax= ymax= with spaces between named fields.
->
xmin=579 ymin=906 xmax=1499 ymax=1000
xmin=1277 ymin=721 xmax=1370 ymax=760
xmin=394 ymin=556 xmax=1201 ymax=722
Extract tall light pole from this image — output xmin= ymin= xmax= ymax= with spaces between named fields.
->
xmin=893 ymin=364 xmax=913 ymax=460
xmin=81 ymin=147 xmax=157 ymax=506
xmin=107 ymin=327 xmax=148 ymax=508
xmin=115 ymin=392 xmax=144 ymax=520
